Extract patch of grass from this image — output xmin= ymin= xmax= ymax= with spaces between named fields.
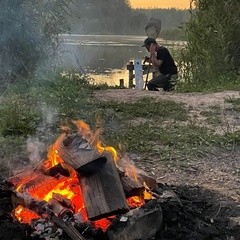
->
xmin=225 ymin=97 xmax=240 ymax=111
xmin=0 ymin=94 xmax=42 ymax=136
xmin=0 ymin=72 xmax=125 ymax=138
xmin=97 ymin=97 xmax=188 ymax=122
xmin=101 ymin=122 xmax=222 ymax=155
xmin=200 ymin=106 xmax=222 ymax=125
xmin=222 ymin=130 xmax=240 ymax=145
xmin=2 ymin=71 xmax=240 ymax=171
xmin=177 ymin=75 xmax=240 ymax=93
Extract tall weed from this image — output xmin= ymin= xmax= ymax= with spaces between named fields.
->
xmin=178 ymin=0 xmax=240 ymax=90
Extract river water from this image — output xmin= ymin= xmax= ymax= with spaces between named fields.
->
xmin=59 ymin=34 xmax=183 ymax=87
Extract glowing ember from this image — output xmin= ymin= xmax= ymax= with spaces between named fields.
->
xmin=15 ymin=205 xmax=40 ymax=224
xmin=44 ymin=180 xmax=75 ymax=202
xmin=127 ymin=196 xmax=145 ymax=208
xmin=93 ymin=218 xmax=113 ymax=230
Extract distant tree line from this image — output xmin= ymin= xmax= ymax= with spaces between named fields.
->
xmin=69 ymin=0 xmax=190 ymax=38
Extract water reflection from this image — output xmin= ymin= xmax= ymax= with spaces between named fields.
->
xmin=59 ymin=34 xmax=183 ymax=87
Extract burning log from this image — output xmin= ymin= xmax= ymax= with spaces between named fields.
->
xmin=53 ymin=132 xmax=129 ymax=220
xmin=6 ymin=165 xmax=42 ymax=188
xmin=48 ymin=198 xmax=73 ymax=219
xmin=55 ymin=134 xmax=105 ymax=170
xmin=118 ymin=171 xmax=145 ymax=198
xmin=79 ymin=150 xmax=129 ymax=220
xmin=137 ymin=170 xmax=158 ymax=190
xmin=116 ymin=153 xmax=158 ymax=190
xmin=17 ymin=174 xmax=69 ymax=198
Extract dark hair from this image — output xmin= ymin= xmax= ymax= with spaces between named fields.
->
xmin=142 ymin=37 xmax=157 ymax=47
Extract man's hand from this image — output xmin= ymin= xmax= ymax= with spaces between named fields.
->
xmin=149 ymin=43 xmax=156 ymax=54
xmin=143 ymin=56 xmax=150 ymax=64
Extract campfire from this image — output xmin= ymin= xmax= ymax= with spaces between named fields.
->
xmin=6 ymin=120 xmax=164 ymax=240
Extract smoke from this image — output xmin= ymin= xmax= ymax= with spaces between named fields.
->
xmin=26 ymin=138 xmax=46 ymax=165
xmin=0 ymin=1 xmax=66 ymax=82
xmin=27 ymin=105 xmax=58 ymax=165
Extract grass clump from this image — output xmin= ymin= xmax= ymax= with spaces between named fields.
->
xmin=0 ymin=94 xmax=42 ymax=136
xmin=102 ymin=122 xmax=222 ymax=155
xmin=225 ymin=97 xmax=240 ymax=111
xmin=97 ymin=97 xmax=188 ymax=122
xmin=200 ymin=106 xmax=222 ymax=125
xmin=0 ymin=73 xmax=101 ymax=138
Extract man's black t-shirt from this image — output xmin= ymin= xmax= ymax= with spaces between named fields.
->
xmin=157 ymin=46 xmax=178 ymax=75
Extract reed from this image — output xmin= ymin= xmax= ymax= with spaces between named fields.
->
xmin=177 ymin=0 xmax=240 ymax=91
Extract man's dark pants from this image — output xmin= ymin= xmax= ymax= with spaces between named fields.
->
xmin=147 ymin=74 xmax=178 ymax=91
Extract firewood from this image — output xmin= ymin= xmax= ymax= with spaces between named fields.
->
xmin=11 ymin=191 xmax=85 ymax=240
xmin=6 ymin=164 xmax=43 ymax=187
xmin=78 ymin=150 xmax=129 ymax=220
xmin=55 ymin=134 xmax=104 ymax=170
xmin=116 ymin=154 xmax=157 ymax=189
xmin=137 ymin=170 xmax=158 ymax=189
xmin=106 ymin=199 xmax=163 ymax=240
xmin=119 ymin=173 xmax=145 ymax=197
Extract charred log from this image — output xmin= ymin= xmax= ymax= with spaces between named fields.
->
xmin=56 ymin=134 xmax=104 ymax=170
xmin=119 ymin=172 xmax=145 ymax=198
xmin=106 ymin=199 xmax=162 ymax=240
xmin=51 ymin=215 xmax=86 ymax=240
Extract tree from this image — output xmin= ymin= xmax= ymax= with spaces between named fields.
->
xmin=0 ymin=0 xmax=72 ymax=83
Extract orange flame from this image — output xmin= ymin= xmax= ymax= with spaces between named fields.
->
xmin=143 ymin=182 xmax=154 ymax=200
xmin=44 ymin=134 xmax=66 ymax=170
xmin=43 ymin=180 xmax=75 ymax=202
xmin=73 ymin=120 xmax=119 ymax=163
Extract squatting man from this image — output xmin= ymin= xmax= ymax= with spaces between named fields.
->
xmin=142 ymin=37 xmax=178 ymax=91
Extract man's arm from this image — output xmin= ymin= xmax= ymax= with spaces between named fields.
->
xmin=149 ymin=44 xmax=163 ymax=69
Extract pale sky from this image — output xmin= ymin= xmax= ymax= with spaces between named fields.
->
xmin=130 ymin=0 xmax=191 ymax=9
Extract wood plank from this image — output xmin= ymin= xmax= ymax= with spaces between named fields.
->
xmin=55 ymin=134 xmax=104 ymax=170
xmin=78 ymin=150 xmax=129 ymax=220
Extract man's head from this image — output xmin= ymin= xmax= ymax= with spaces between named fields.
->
xmin=142 ymin=37 xmax=157 ymax=47
xmin=142 ymin=38 xmax=158 ymax=52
